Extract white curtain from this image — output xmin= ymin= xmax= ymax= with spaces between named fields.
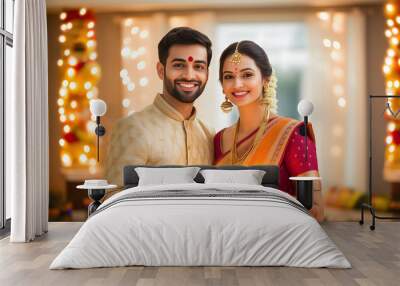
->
xmin=304 ymin=9 xmax=367 ymax=192
xmin=9 ymin=0 xmax=49 ymax=242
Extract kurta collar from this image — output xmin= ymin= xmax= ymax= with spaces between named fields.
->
xmin=153 ymin=93 xmax=197 ymax=122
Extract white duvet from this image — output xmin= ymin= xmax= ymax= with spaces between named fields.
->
xmin=50 ymin=183 xmax=351 ymax=269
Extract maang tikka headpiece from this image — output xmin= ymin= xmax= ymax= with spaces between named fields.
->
xmin=231 ymin=41 xmax=242 ymax=64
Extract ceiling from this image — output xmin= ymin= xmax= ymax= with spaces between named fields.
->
xmin=46 ymin=0 xmax=384 ymax=12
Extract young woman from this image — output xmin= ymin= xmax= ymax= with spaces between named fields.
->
xmin=214 ymin=40 xmax=324 ymax=221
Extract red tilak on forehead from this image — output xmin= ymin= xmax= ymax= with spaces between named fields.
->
xmin=188 ymin=56 xmax=193 ymax=62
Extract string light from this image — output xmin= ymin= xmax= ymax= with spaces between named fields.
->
xmin=68 ymin=56 xmax=77 ymax=66
xmin=120 ymin=69 xmax=128 ymax=77
xmin=58 ymin=108 xmax=65 ymax=115
xmin=121 ymin=47 xmax=130 ymax=58
xmin=317 ymin=12 xmax=330 ymax=21
xmin=90 ymin=66 xmax=99 ymax=75
xmin=383 ymin=2 xmax=400 ymax=175
xmin=333 ymin=41 xmax=341 ymax=49
xmin=137 ymin=61 xmax=146 ymax=70
xmin=60 ymin=12 xmax=67 ymax=20
xmin=79 ymin=154 xmax=88 ymax=164
xmin=87 ymin=40 xmax=95 ymax=48
xmin=122 ymin=98 xmax=130 ymax=108
xmin=127 ymin=83 xmax=135 ymax=92
xmin=63 ymin=125 xmax=71 ymax=133
xmin=86 ymin=91 xmax=94 ymax=99
xmin=58 ymin=35 xmax=66 ymax=43
xmin=337 ymin=97 xmax=346 ymax=108
xmin=84 ymin=82 xmax=92 ymax=90
xmin=139 ymin=77 xmax=149 ymax=86
xmin=387 ymin=4 xmax=395 ymax=14
xmin=131 ymin=26 xmax=140 ymax=35
xmin=67 ymin=67 xmax=75 ymax=77
xmin=69 ymin=81 xmax=77 ymax=90
xmin=388 ymin=122 xmax=396 ymax=132
xmin=59 ymin=88 xmax=67 ymax=97
xmin=57 ymin=9 xmax=101 ymax=170
xmin=79 ymin=8 xmax=87 ymax=16
xmin=62 ymin=154 xmax=72 ymax=167
xmin=89 ymin=52 xmax=97 ymax=60
xmin=139 ymin=30 xmax=149 ymax=38
xmin=124 ymin=18 xmax=134 ymax=27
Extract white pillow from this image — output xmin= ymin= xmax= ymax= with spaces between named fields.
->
xmin=200 ymin=169 xmax=266 ymax=185
xmin=135 ymin=167 xmax=200 ymax=186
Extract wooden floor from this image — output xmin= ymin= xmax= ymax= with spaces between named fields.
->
xmin=0 ymin=221 xmax=399 ymax=286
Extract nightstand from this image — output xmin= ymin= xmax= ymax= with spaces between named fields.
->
xmin=289 ymin=176 xmax=321 ymax=210
xmin=77 ymin=180 xmax=117 ymax=216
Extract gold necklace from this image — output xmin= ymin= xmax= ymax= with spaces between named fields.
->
xmin=231 ymin=107 xmax=271 ymax=165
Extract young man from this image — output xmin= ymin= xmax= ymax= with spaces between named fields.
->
xmin=106 ymin=27 xmax=214 ymax=185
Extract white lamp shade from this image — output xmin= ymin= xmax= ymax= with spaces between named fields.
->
xmin=90 ymin=99 xmax=107 ymax=117
xmin=297 ymin=99 xmax=314 ymax=117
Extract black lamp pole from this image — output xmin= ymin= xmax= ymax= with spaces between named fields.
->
xmin=95 ymin=116 xmax=106 ymax=162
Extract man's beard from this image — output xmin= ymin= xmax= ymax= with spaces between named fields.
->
xmin=164 ymin=76 xmax=206 ymax=104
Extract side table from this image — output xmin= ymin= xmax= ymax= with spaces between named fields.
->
xmin=289 ymin=176 xmax=322 ymax=210
xmin=77 ymin=180 xmax=117 ymax=216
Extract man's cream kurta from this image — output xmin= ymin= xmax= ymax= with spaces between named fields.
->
xmin=105 ymin=94 xmax=214 ymax=185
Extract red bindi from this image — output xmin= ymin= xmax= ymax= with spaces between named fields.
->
xmin=188 ymin=56 xmax=193 ymax=62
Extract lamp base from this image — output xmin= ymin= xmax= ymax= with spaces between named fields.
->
xmin=289 ymin=177 xmax=321 ymax=210
xmin=296 ymin=180 xmax=313 ymax=210
xmin=87 ymin=189 xmax=105 ymax=216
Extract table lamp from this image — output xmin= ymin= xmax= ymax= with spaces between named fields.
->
xmin=89 ymin=99 xmax=107 ymax=162
xmin=290 ymin=99 xmax=321 ymax=210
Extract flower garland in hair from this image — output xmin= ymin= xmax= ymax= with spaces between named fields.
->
xmin=261 ymin=70 xmax=278 ymax=114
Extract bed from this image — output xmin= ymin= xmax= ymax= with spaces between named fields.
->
xmin=50 ymin=165 xmax=350 ymax=269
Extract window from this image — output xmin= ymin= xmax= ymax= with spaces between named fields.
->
xmin=1 ymin=0 xmax=14 ymax=232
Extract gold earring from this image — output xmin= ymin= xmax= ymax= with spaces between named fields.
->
xmin=221 ymin=96 xmax=233 ymax=113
